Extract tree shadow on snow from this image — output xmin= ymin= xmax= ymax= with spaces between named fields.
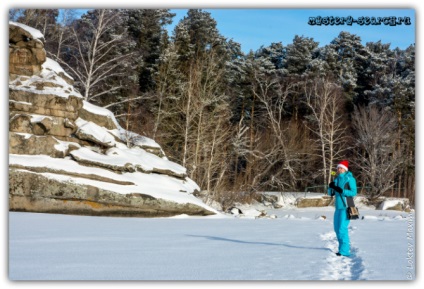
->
xmin=186 ymin=235 xmax=332 ymax=252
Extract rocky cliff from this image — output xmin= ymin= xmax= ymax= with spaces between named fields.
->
xmin=9 ymin=21 xmax=216 ymax=217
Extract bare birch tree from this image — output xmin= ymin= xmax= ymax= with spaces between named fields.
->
xmin=303 ymin=77 xmax=348 ymax=187
xmin=352 ymin=105 xmax=401 ymax=198
xmin=185 ymin=51 xmax=231 ymax=190
xmin=254 ymin=76 xmax=314 ymax=191
xmin=155 ymin=45 xmax=232 ymax=199
xmin=152 ymin=46 xmax=182 ymax=139
xmin=51 ymin=9 xmax=77 ymax=59
xmin=52 ymin=9 xmax=134 ymax=102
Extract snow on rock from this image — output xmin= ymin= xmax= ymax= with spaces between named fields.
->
xmin=229 ymin=205 xmax=266 ymax=218
xmin=10 ymin=153 xmax=195 ymax=197
xmin=54 ymin=139 xmax=81 ymax=153
xmin=29 ymin=114 xmax=52 ymax=123
xmin=378 ymin=199 xmax=401 ymax=210
xmin=70 ymin=146 xmax=186 ymax=178
xmin=9 ymin=77 xmax=80 ymax=100
xmin=9 ymin=21 xmax=44 ymax=40
xmin=42 ymin=58 xmax=74 ymax=83
xmin=9 ymin=64 xmax=82 ymax=100
xmin=80 ymin=100 xmax=162 ymax=152
xmin=230 ymin=207 xmax=242 ymax=215
xmin=12 ymin=132 xmax=32 ymax=140
xmin=75 ymin=118 xmax=116 ymax=147
xmin=354 ymin=196 xmax=372 ymax=209
xmin=116 ymin=130 xmax=162 ymax=150
xmin=106 ymin=147 xmax=186 ymax=176
xmin=378 ymin=198 xmax=410 ymax=211
xmin=278 ymin=193 xmax=298 ymax=208
xmin=261 ymin=192 xmax=333 ymax=209
xmin=80 ymin=100 xmax=119 ymax=129
xmin=243 ymin=208 xmax=266 ymax=218
xmin=42 ymin=58 xmax=70 ymax=77
xmin=84 ymin=100 xmax=114 ymax=116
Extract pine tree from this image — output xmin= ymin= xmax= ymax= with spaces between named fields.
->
xmin=283 ymin=35 xmax=318 ymax=76
xmin=329 ymin=31 xmax=369 ymax=102
xmin=308 ymin=45 xmax=340 ymax=78
xmin=125 ymin=9 xmax=175 ymax=92
xmin=173 ymin=9 xmax=227 ymax=72
xmin=255 ymin=42 xmax=284 ymax=69
xmin=357 ymin=41 xmax=395 ymax=106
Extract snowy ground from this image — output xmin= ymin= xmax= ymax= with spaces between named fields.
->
xmin=8 ymin=206 xmax=415 ymax=281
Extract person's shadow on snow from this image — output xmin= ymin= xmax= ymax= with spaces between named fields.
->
xmin=186 ymin=235 xmax=332 ymax=252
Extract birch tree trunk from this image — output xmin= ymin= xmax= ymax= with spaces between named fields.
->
xmin=303 ymin=77 xmax=348 ymax=188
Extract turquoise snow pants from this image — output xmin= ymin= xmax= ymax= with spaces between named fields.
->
xmin=334 ymin=209 xmax=351 ymax=256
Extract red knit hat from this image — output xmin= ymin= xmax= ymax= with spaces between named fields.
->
xmin=337 ymin=160 xmax=349 ymax=171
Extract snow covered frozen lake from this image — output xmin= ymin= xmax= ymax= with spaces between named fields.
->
xmin=8 ymin=207 xmax=415 ymax=281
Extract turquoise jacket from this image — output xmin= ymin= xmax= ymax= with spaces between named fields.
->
xmin=327 ymin=171 xmax=357 ymax=209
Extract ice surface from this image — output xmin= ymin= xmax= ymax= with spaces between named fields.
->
xmin=8 ymin=208 xmax=415 ymax=281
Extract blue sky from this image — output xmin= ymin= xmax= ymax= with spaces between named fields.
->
xmin=61 ymin=8 xmax=415 ymax=53
xmin=168 ymin=9 xmax=415 ymax=53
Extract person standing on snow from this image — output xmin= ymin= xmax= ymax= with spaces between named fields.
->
xmin=328 ymin=160 xmax=357 ymax=257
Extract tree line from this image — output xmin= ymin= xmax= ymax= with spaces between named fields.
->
xmin=10 ymin=9 xmax=415 ymax=208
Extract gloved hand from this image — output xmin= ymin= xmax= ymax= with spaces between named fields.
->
xmin=329 ymin=182 xmax=335 ymax=196
xmin=329 ymin=182 xmax=343 ymax=194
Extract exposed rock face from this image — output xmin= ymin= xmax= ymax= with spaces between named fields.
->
xmin=295 ymin=196 xmax=333 ymax=208
xmin=9 ymin=132 xmax=76 ymax=158
xmin=8 ymin=22 xmax=215 ymax=217
xmin=9 ymin=22 xmax=46 ymax=76
xmin=9 ymin=169 xmax=211 ymax=217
